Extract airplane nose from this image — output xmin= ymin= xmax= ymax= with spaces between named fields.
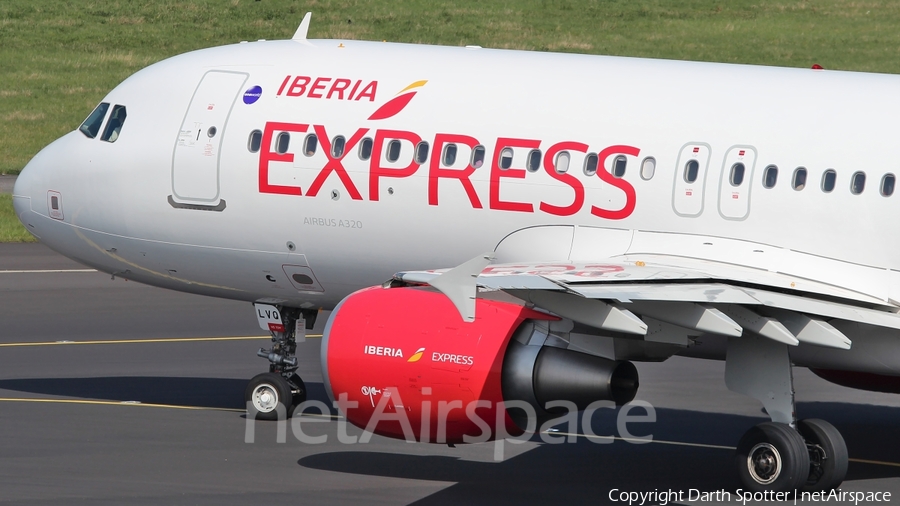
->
xmin=12 ymin=162 xmax=33 ymax=199
xmin=11 ymin=130 xmax=70 ymax=237
xmin=12 ymin=153 xmax=38 ymax=237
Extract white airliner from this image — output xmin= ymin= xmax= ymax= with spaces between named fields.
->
xmin=12 ymin=12 xmax=900 ymax=493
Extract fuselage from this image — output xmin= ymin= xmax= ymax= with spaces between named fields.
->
xmin=13 ymin=38 xmax=900 ymax=310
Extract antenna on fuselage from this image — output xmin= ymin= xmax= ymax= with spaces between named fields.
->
xmin=293 ymin=12 xmax=312 ymax=40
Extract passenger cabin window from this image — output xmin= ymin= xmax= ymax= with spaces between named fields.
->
xmin=684 ymin=160 xmax=700 ymax=183
xmin=331 ymin=136 xmax=346 ymax=158
xmin=584 ymin=153 xmax=598 ymax=176
xmin=763 ymin=165 xmax=778 ymax=189
xmin=612 ymin=155 xmax=627 ymax=178
xmin=303 ymin=134 xmax=318 ymax=156
xmin=247 ymin=130 xmax=262 ymax=153
xmin=471 ymin=145 xmax=486 ymax=168
xmin=79 ymin=102 xmax=109 ymax=139
xmin=555 ymin=151 xmax=570 ymax=174
xmin=499 ymin=148 xmax=514 ymax=169
xmin=526 ymin=150 xmax=541 ymax=172
xmin=882 ymin=174 xmax=896 ymax=197
xmin=641 ymin=157 xmax=656 ymax=180
xmin=387 ymin=140 xmax=402 ymax=162
xmin=851 ymin=172 xmax=866 ymax=194
xmin=730 ymin=163 xmax=745 ymax=186
xmin=792 ymin=167 xmax=807 ymax=190
xmin=100 ymin=105 xmax=126 ymax=142
xmin=822 ymin=169 xmax=836 ymax=192
xmin=276 ymin=132 xmax=290 ymax=154
xmin=359 ymin=137 xmax=373 ymax=160
xmin=415 ymin=141 xmax=429 ymax=164
xmin=442 ymin=144 xmax=457 ymax=166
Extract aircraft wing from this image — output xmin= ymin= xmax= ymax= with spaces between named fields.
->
xmin=395 ymin=255 xmax=900 ymax=349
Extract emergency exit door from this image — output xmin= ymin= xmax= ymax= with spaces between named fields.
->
xmin=717 ymin=146 xmax=757 ymax=220
xmin=171 ymin=70 xmax=248 ymax=206
xmin=672 ymin=142 xmax=711 ymax=217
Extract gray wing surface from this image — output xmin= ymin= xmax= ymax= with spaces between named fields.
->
xmin=396 ymin=256 xmax=900 ymax=350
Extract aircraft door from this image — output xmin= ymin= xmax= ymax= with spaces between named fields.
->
xmin=170 ymin=70 xmax=248 ymax=208
xmin=717 ymin=146 xmax=757 ymax=220
xmin=671 ymin=143 xmax=711 ymax=217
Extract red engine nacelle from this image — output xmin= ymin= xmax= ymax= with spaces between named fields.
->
xmin=322 ymin=286 xmax=639 ymax=444
xmin=322 ymin=286 xmax=547 ymax=443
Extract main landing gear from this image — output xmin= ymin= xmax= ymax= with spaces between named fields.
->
xmin=726 ymin=335 xmax=848 ymax=493
xmin=245 ymin=306 xmax=317 ymax=420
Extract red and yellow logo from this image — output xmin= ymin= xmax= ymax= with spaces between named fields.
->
xmin=368 ymin=80 xmax=427 ymax=121
xmin=407 ymin=347 xmax=426 ymax=363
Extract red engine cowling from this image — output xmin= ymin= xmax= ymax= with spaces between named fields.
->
xmin=321 ymin=286 xmax=640 ymax=444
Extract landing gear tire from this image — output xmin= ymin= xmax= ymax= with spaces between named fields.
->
xmin=245 ymin=372 xmax=292 ymax=421
xmin=736 ymin=422 xmax=810 ymax=494
xmin=798 ymin=418 xmax=848 ymax=492
xmin=289 ymin=373 xmax=308 ymax=408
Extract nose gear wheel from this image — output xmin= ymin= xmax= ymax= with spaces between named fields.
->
xmin=245 ymin=372 xmax=292 ymax=421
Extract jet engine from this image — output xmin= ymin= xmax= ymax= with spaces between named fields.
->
xmin=321 ymin=286 xmax=639 ymax=444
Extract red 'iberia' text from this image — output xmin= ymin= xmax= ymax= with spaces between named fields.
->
xmin=276 ymin=76 xmax=378 ymax=102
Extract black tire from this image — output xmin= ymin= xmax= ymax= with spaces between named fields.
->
xmin=245 ymin=373 xmax=292 ymax=421
xmin=289 ymin=373 xmax=308 ymax=407
xmin=736 ymin=422 xmax=810 ymax=493
xmin=797 ymin=418 xmax=848 ymax=492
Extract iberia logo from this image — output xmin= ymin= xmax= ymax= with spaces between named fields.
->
xmin=368 ymin=80 xmax=427 ymax=121
xmin=407 ymin=347 xmax=426 ymax=363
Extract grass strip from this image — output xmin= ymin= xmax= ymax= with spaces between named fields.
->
xmin=4 ymin=1 xmax=898 ymax=176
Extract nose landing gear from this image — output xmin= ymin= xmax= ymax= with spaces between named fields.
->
xmin=245 ymin=306 xmax=317 ymax=420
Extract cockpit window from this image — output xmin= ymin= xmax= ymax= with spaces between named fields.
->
xmin=79 ymin=102 xmax=109 ymax=139
xmin=100 ymin=105 xmax=127 ymax=143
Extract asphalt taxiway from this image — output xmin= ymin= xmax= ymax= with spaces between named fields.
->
xmin=0 ymin=175 xmax=15 ymax=194
xmin=1 ymin=242 xmax=899 ymax=505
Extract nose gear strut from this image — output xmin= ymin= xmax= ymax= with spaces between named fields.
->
xmin=246 ymin=305 xmax=318 ymax=420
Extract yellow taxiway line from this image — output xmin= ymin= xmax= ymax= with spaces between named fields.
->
xmin=848 ymin=457 xmax=900 ymax=468
xmin=545 ymin=431 xmax=900 ymax=468
xmin=0 ymin=397 xmax=243 ymax=412
xmin=543 ymin=430 xmax=736 ymax=450
xmin=0 ymin=335 xmax=323 ymax=347
xmin=0 ymin=397 xmax=340 ymax=419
